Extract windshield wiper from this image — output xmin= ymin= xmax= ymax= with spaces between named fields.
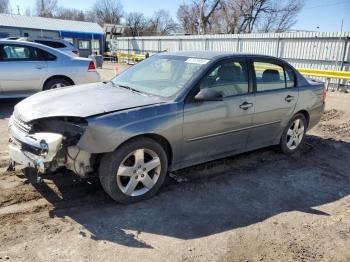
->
xmin=114 ymin=83 xmax=143 ymax=94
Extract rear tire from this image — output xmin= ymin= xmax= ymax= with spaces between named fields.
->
xmin=43 ymin=78 xmax=72 ymax=90
xmin=279 ymin=113 xmax=307 ymax=155
xmin=99 ymin=137 xmax=168 ymax=204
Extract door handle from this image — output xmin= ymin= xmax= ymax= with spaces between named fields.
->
xmin=285 ymin=95 xmax=295 ymax=102
xmin=239 ymin=102 xmax=253 ymax=110
xmin=36 ymin=65 xmax=45 ymax=70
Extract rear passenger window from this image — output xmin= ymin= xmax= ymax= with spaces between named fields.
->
xmin=254 ymin=62 xmax=286 ymax=92
xmin=200 ymin=60 xmax=249 ymax=97
xmin=285 ymin=65 xmax=296 ymax=88
xmin=38 ymin=49 xmax=57 ymax=61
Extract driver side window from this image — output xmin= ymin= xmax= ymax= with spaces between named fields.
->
xmin=200 ymin=60 xmax=249 ymax=98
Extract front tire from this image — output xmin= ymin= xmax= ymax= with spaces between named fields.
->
xmin=99 ymin=137 xmax=168 ymax=204
xmin=279 ymin=113 xmax=307 ymax=154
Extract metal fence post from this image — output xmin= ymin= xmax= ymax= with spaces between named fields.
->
xmin=236 ymin=37 xmax=240 ymax=52
xmin=340 ymin=37 xmax=349 ymax=71
xmin=339 ymin=36 xmax=349 ymax=90
xmin=127 ymin=38 xmax=130 ymax=57
xmin=276 ymin=37 xmax=281 ymax=57
xmin=179 ymin=39 xmax=182 ymax=51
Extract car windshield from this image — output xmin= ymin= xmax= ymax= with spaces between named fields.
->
xmin=111 ymin=55 xmax=209 ymax=98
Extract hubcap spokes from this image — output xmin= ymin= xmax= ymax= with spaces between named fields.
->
xmin=286 ymin=119 xmax=305 ymax=150
xmin=52 ymin=83 xmax=65 ymax=89
xmin=117 ymin=148 xmax=161 ymax=196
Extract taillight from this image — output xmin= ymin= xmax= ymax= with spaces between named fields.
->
xmin=88 ymin=61 xmax=96 ymax=71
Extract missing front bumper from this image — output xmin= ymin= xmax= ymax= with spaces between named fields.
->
xmin=8 ymin=126 xmax=64 ymax=172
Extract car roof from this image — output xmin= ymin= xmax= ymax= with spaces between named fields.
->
xmin=34 ymin=38 xmax=70 ymax=44
xmin=0 ymin=38 xmax=72 ymax=46
xmin=0 ymin=39 xmax=49 ymax=46
xmin=160 ymin=51 xmax=283 ymax=61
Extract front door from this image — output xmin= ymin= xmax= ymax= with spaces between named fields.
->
xmin=0 ymin=44 xmax=47 ymax=95
xmin=247 ymin=58 xmax=298 ymax=149
xmin=182 ymin=58 xmax=255 ymax=165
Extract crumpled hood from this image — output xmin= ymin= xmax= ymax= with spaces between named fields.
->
xmin=14 ymin=82 xmax=165 ymax=122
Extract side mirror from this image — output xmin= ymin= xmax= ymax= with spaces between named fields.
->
xmin=195 ymin=88 xmax=223 ymax=102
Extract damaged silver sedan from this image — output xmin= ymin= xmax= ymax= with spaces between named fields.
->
xmin=8 ymin=52 xmax=325 ymax=203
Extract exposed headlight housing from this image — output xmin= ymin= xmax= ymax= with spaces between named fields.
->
xmin=39 ymin=139 xmax=49 ymax=156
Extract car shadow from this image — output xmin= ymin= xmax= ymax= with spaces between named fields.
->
xmin=30 ymin=135 xmax=350 ymax=248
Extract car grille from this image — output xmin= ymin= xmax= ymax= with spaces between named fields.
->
xmin=11 ymin=135 xmax=42 ymax=156
xmin=12 ymin=116 xmax=32 ymax=134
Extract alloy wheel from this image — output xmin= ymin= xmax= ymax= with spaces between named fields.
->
xmin=116 ymin=148 xmax=161 ymax=197
xmin=286 ymin=118 xmax=305 ymax=150
xmin=51 ymin=83 xmax=66 ymax=89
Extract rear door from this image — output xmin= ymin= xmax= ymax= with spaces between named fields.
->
xmin=182 ymin=58 xmax=255 ymax=164
xmin=0 ymin=44 xmax=47 ymax=95
xmin=247 ymin=58 xmax=298 ymax=149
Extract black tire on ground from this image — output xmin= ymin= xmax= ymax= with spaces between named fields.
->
xmin=99 ymin=137 xmax=168 ymax=204
xmin=43 ymin=78 xmax=72 ymax=91
xmin=279 ymin=113 xmax=307 ymax=155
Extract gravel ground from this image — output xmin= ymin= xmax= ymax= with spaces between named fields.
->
xmin=0 ymin=70 xmax=349 ymax=262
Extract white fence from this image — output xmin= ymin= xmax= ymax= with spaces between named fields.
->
xmin=112 ymin=32 xmax=350 ymax=77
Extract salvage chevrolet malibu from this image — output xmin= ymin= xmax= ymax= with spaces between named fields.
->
xmin=8 ymin=52 xmax=326 ymax=203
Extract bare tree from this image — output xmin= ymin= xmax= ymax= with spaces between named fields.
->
xmin=148 ymin=10 xmax=178 ymax=35
xmin=55 ymin=7 xmax=88 ymax=21
xmin=218 ymin=0 xmax=244 ymax=33
xmin=198 ymin=0 xmax=222 ymax=33
xmin=0 ymin=0 xmax=10 ymax=13
xmin=124 ymin=12 xmax=147 ymax=37
xmin=221 ymin=0 xmax=303 ymax=33
xmin=178 ymin=0 xmax=303 ymax=34
xmin=90 ymin=0 xmax=123 ymax=26
xmin=177 ymin=4 xmax=200 ymax=34
xmin=259 ymin=0 xmax=302 ymax=32
xmin=177 ymin=0 xmax=222 ymax=34
xmin=35 ymin=0 xmax=58 ymax=17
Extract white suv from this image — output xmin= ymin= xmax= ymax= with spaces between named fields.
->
xmin=33 ymin=39 xmax=80 ymax=57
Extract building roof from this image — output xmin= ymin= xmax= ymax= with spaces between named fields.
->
xmin=0 ymin=13 xmax=103 ymax=34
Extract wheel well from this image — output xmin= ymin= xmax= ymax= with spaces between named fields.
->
xmin=92 ymin=134 xmax=173 ymax=173
xmin=43 ymin=75 xmax=75 ymax=90
xmin=296 ymin=110 xmax=310 ymax=127
xmin=120 ymin=134 xmax=173 ymax=166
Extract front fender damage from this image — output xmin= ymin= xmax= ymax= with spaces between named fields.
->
xmin=77 ymin=121 xmax=128 ymax=154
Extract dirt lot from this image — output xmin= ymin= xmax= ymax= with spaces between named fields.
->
xmin=0 ymin=67 xmax=349 ymax=261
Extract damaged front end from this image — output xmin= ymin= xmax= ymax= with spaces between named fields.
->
xmin=8 ymin=114 xmax=94 ymax=178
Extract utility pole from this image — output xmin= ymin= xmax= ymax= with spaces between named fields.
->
xmin=41 ymin=0 xmax=45 ymax=16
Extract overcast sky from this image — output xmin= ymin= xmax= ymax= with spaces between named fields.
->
xmin=8 ymin=0 xmax=350 ymax=32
